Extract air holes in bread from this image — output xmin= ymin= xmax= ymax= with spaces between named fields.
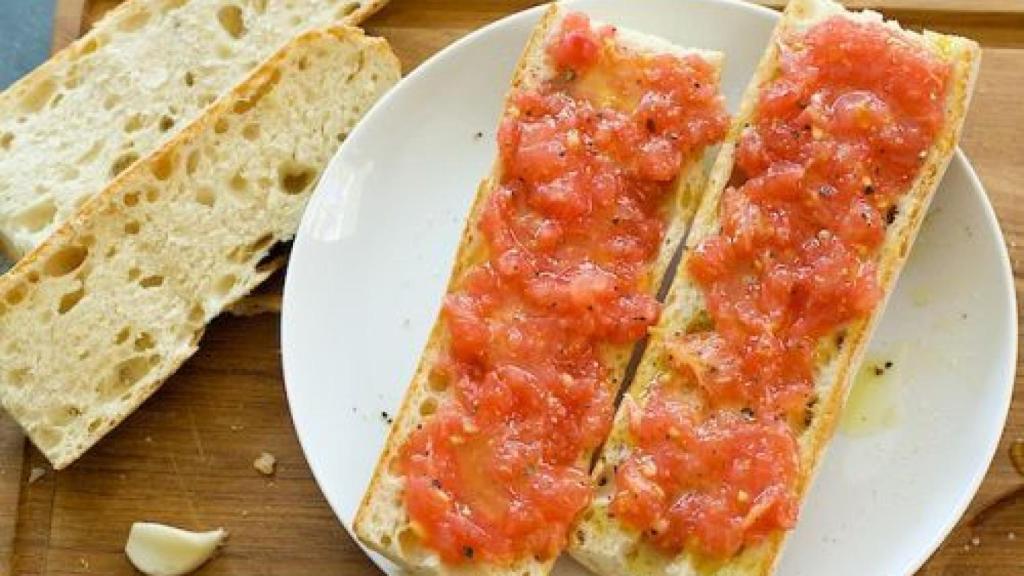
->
xmin=151 ymin=151 xmax=176 ymax=181
xmin=115 ymin=327 xmax=131 ymax=344
xmin=242 ymin=123 xmax=260 ymax=140
xmin=58 ymin=286 xmax=86 ymax=314
xmin=20 ymin=78 xmax=57 ymax=113
xmin=127 ymin=268 xmax=141 ymax=282
xmin=186 ymin=150 xmax=201 ymax=175
xmin=45 ymin=245 xmax=88 ymax=277
xmin=47 ymin=404 xmax=82 ymax=427
xmin=213 ymin=274 xmax=237 ymax=297
xmin=0 ymin=132 xmax=13 ymax=150
xmin=111 ymin=152 xmax=139 ymax=177
xmin=145 ymin=188 xmax=159 ymax=202
xmin=217 ymin=5 xmax=247 ymax=39
xmin=337 ymin=1 xmax=361 ymax=18
xmin=162 ymin=0 xmax=188 ymax=12
xmin=123 ymin=191 xmax=141 ymax=207
xmin=397 ymin=527 xmax=426 ymax=562
xmin=278 ymin=162 xmax=316 ymax=195
xmin=103 ymin=93 xmax=120 ymax=111
xmin=427 ymin=370 xmax=448 ymax=392
xmin=214 ymin=118 xmax=230 ymax=134
xmin=229 ymin=172 xmax=248 ymax=194
xmin=195 ymin=187 xmax=216 ymax=207
xmin=419 ymin=397 xmax=437 ymax=417
xmin=139 ymin=275 xmax=164 ymax=288
xmin=78 ymin=140 xmax=103 ymax=164
xmin=124 ymin=220 xmax=141 ymax=235
xmin=184 ymin=70 xmax=196 ymax=87
xmin=32 ymin=425 xmax=63 ymax=451
xmin=252 ymin=0 xmax=267 ymax=13
xmin=7 ymin=368 xmax=29 ymax=388
xmin=78 ymin=37 xmax=101 ymax=56
xmin=188 ymin=303 xmax=205 ymax=325
xmin=11 ymin=198 xmax=56 ymax=233
xmin=117 ymin=9 xmax=151 ymax=32
xmin=134 ymin=332 xmax=155 ymax=352
xmin=100 ymin=356 xmax=153 ymax=400
xmin=5 ymin=283 xmax=27 ymax=306
xmin=87 ymin=418 xmax=104 ymax=433
xmin=158 ymin=116 xmax=176 ymax=132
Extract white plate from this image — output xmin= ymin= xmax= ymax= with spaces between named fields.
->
xmin=281 ymin=1 xmax=1017 ymax=574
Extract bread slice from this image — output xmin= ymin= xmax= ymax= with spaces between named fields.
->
xmin=0 ymin=25 xmax=400 ymax=469
xmin=353 ymin=5 xmax=726 ymax=575
xmin=0 ymin=0 xmax=388 ymax=261
xmin=568 ymin=0 xmax=980 ymax=574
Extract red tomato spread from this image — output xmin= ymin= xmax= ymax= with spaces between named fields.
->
xmin=611 ymin=17 xmax=951 ymax=558
xmin=398 ymin=12 xmax=727 ymax=565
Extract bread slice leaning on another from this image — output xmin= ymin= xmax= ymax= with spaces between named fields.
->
xmin=354 ymin=5 xmax=725 ymax=575
xmin=568 ymin=0 xmax=980 ymax=575
xmin=0 ymin=0 xmax=388 ymax=260
xmin=0 ymin=26 xmax=400 ymax=470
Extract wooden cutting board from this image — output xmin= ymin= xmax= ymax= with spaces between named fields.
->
xmin=0 ymin=1 xmax=1019 ymax=574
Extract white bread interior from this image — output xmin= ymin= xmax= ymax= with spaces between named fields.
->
xmin=0 ymin=25 xmax=400 ymax=469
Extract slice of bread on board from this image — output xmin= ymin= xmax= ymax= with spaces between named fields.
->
xmin=568 ymin=0 xmax=980 ymax=574
xmin=0 ymin=25 xmax=400 ymax=469
xmin=0 ymin=0 xmax=387 ymax=261
xmin=353 ymin=5 xmax=725 ymax=575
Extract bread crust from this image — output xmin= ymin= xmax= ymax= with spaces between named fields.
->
xmin=353 ymin=5 xmax=726 ymax=575
xmin=568 ymin=0 xmax=981 ymax=574
xmin=0 ymin=25 xmax=400 ymax=469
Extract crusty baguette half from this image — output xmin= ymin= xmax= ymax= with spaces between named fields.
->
xmin=0 ymin=25 xmax=400 ymax=469
xmin=0 ymin=0 xmax=388 ymax=260
xmin=353 ymin=5 xmax=725 ymax=575
xmin=569 ymin=0 xmax=980 ymax=574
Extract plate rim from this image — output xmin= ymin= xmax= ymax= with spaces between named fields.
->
xmin=280 ymin=1 xmax=1018 ymax=573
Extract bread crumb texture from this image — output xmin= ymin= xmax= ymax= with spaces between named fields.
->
xmin=0 ymin=26 xmax=400 ymax=469
xmin=0 ymin=0 xmax=380 ymax=259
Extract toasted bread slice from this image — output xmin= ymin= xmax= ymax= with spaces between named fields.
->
xmin=569 ymin=0 xmax=980 ymax=574
xmin=0 ymin=0 xmax=388 ymax=260
xmin=353 ymin=5 xmax=727 ymax=575
xmin=0 ymin=25 xmax=400 ymax=469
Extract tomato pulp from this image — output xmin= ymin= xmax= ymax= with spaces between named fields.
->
xmin=398 ymin=12 xmax=728 ymax=564
xmin=611 ymin=17 xmax=951 ymax=558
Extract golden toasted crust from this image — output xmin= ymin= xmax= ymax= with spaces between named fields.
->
xmin=569 ymin=0 xmax=981 ymax=574
xmin=353 ymin=5 xmax=725 ymax=575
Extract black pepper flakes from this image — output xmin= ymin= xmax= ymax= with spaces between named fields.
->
xmin=646 ymin=118 xmax=657 ymax=132
xmin=463 ymin=546 xmax=475 ymax=559
xmin=885 ymin=205 xmax=898 ymax=225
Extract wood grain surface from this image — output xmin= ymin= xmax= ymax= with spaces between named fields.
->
xmin=5 ymin=1 xmax=1020 ymax=574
